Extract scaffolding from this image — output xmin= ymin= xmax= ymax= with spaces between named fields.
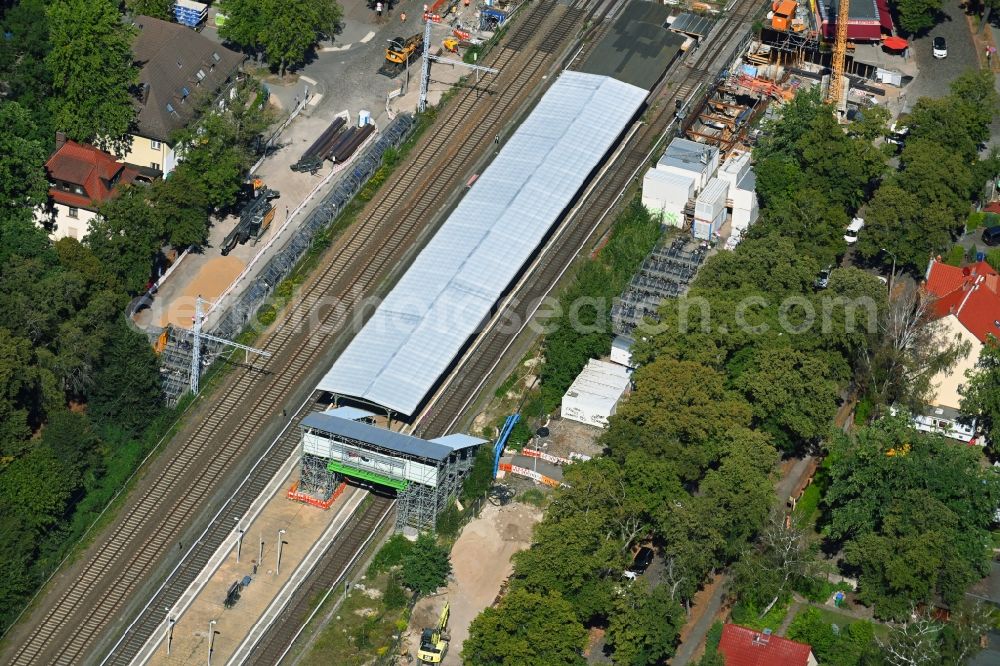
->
xmin=158 ymin=113 xmax=416 ymax=406
xmin=299 ymin=413 xmax=483 ymax=533
xmin=394 ymin=446 xmax=475 ymax=532
xmin=611 ymin=237 xmax=709 ymax=336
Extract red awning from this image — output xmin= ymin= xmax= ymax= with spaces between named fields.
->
xmin=883 ymin=36 xmax=908 ymax=50
xmin=876 ymin=0 xmax=894 ymax=31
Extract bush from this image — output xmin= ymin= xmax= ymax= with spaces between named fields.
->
xmin=967 ymin=211 xmax=987 ymax=230
xmin=435 ymin=503 xmax=462 ymax=539
xmin=519 ymin=488 xmax=546 ymax=507
xmin=384 ymin=576 xmax=407 ymax=610
xmin=987 ymin=249 xmax=1000 ymax=272
xmin=506 ymin=419 xmax=532 ymax=450
xmin=367 ymin=534 xmax=413 ymax=577
xmin=853 ymin=398 xmax=873 ymax=425
xmin=943 ymin=244 xmax=965 ymax=266
xmin=401 ymin=533 xmax=451 ymax=595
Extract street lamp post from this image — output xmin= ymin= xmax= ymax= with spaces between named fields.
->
xmin=258 ymin=531 xmax=264 ymax=568
xmin=276 ymin=529 xmax=287 ymax=575
xmin=165 ymin=616 xmax=175 ymax=656
xmin=235 ymin=519 xmax=244 ymax=564
xmin=207 ymin=619 xmax=217 ymax=665
xmin=881 ymin=248 xmax=897 ymax=294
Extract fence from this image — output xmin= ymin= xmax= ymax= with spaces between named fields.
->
xmin=160 ymin=113 xmax=416 ymax=405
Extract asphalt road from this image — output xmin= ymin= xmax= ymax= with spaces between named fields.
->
xmin=904 ymin=0 xmax=979 ymax=105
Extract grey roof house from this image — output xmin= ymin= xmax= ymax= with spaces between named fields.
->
xmin=116 ymin=15 xmax=245 ymax=174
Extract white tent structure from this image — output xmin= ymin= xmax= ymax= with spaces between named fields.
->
xmin=317 ymin=71 xmax=647 ymax=416
xmin=561 ymin=359 xmax=632 ymax=427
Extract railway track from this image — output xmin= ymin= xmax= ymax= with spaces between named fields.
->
xmin=242 ymin=495 xmax=395 ymax=666
xmin=415 ymin=0 xmax=767 ymax=438
xmin=5 ymin=5 xmax=588 ymax=665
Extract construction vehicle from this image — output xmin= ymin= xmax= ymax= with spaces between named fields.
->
xmin=379 ymin=34 xmax=423 ymax=78
xmin=220 ymin=179 xmax=280 ymax=256
xmin=770 ymin=0 xmax=796 ymax=30
xmin=443 ymin=37 xmax=459 ymax=53
xmin=417 ymin=601 xmax=450 ymax=663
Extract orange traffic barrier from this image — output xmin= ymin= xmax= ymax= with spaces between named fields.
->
xmin=287 ymin=480 xmax=347 ymax=509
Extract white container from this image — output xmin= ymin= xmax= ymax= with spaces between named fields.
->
xmin=695 ymin=177 xmax=729 ymax=222
xmin=656 ymin=138 xmax=719 ymax=192
xmin=642 ymin=168 xmax=694 ymax=227
xmin=358 ymin=109 xmax=372 ymax=126
xmin=718 ymin=150 xmax=751 ymax=190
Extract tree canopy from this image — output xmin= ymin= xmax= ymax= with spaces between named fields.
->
xmin=463 ymin=589 xmax=587 ymax=666
xmin=46 ymin=0 xmax=138 ymax=151
xmin=218 ymin=0 xmax=343 ymax=76
xmin=400 ymin=533 xmax=451 ymax=595
xmin=822 ymin=419 xmax=1000 ymax=619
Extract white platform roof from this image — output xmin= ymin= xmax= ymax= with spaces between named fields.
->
xmin=317 ymin=71 xmax=647 ymax=415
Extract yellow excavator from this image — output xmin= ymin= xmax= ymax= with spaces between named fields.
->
xmin=379 ymin=34 xmax=424 ymax=77
xmin=417 ymin=601 xmax=450 ymax=663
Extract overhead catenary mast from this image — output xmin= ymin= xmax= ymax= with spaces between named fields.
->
xmin=418 ymin=17 xmax=499 ymax=112
xmin=187 ymin=296 xmax=271 ymax=395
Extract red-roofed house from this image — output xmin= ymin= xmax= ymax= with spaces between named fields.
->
xmin=717 ymin=624 xmax=817 ymax=666
xmin=916 ymin=257 xmax=1000 ymax=443
xmin=36 ymin=135 xmax=142 ymax=241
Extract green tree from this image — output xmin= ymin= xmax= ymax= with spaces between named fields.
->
xmin=0 ymin=328 xmax=35 ymax=457
xmin=125 ymin=0 xmax=175 ymax=20
xmin=150 ymin=167 xmax=210 ymax=248
xmin=894 ymin=0 xmax=943 ymax=35
xmin=960 ymin=335 xmax=1000 ymax=447
xmin=400 ymin=533 xmax=451 ymax=595
xmin=463 ymin=588 xmax=586 ymax=666
xmin=606 ymin=584 xmax=685 ymax=665
xmin=461 ymin=445 xmax=497 ymax=503
xmin=734 ymin=346 xmax=843 ymax=452
xmin=88 ymin=323 xmax=162 ymax=434
xmin=0 ymin=0 xmax=54 ymax=145
xmin=0 ymin=101 xmax=49 ymax=215
xmin=219 ymin=0 xmax=343 ymax=76
xmin=824 ymin=419 xmax=1000 ymax=619
xmin=46 ymin=0 xmax=138 ymax=151
xmin=86 ymin=188 xmax=162 ymax=294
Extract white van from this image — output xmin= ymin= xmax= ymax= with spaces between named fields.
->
xmin=844 ymin=217 xmax=865 ymax=244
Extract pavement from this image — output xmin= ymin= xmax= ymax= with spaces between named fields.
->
xmin=136 ymin=2 xmax=485 ymax=334
xmin=136 ymin=456 xmax=365 ymax=665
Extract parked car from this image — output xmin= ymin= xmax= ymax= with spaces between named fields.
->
xmin=982 ymin=225 xmax=1000 ymax=246
xmin=815 ymin=265 xmax=833 ymax=289
xmin=933 ymin=36 xmax=947 ymax=59
xmin=886 ymin=122 xmax=909 ymax=147
xmin=844 ymin=217 xmax=865 ymax=244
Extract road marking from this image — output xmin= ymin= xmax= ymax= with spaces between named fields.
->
xmin=300 ymin=75 xmax=317 ymax=85
xmin=308 ymin=93 xmax=324 ymax=107
xmin=360 ymin=31 xmax=376 ymax=43
xmin=321 ymin=43 xmax=352 ymax=51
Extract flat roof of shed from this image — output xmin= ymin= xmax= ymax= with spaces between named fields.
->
xmin=316 ymin=71 xmax=646 ymax=415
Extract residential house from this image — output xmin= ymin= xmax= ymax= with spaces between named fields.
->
xmin=37 ymin=135 xmax=141 ymax=241
xmin=117 ymin=15 xmax=245 ymax=176
xmin=919 ymin=257 xmax=1000 ymax=443
xmin=717 ymin=624 xmax=818 ymax=666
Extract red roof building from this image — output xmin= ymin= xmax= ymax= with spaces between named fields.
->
xmin=815 ymin=0 xmax=893 ymax=41
xmin=45 ymin=137 xmax=140 ymax=211
xmin=925 ymin=258 xmax=1000 ymax=343
xmin=717 ymin=624 xmax=817 ymax=666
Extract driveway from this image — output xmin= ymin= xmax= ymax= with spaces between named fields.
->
xmin=904 ymin=0 xmax=980 ymax=107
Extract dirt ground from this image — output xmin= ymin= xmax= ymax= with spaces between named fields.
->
xmin=404 ymin=501 xmax=542 ymax=664
xmin=153 ymin=254 xmax=246 ymax=328
xmin=542 ymin=416 xmax=605 ymax=460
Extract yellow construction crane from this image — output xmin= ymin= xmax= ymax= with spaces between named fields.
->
xmin=417 ymin=601 xmax=450 ymax=663
xmin=826 ymin=0 xmax=851 ymax=108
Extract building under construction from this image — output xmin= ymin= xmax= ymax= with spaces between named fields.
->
xmin=296 ymin=407 xmax=487 ymax=532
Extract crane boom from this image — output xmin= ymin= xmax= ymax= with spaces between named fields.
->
xmin=827 ymin=0 xmax=850 ymax=107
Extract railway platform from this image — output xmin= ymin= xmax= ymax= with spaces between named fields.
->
xmin=137 ymin=460 xmax=365 ymax=665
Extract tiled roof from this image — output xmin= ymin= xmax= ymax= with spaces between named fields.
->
xmin=925 ymin=258 xmax=1000 ymax=343
xmin=717 ymin=625 xmax=813 ymax=666
xmin=131 ymin=15 xmax=245 ymax=142
xmin=45 ymin=140 xmax=139 ymax=210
